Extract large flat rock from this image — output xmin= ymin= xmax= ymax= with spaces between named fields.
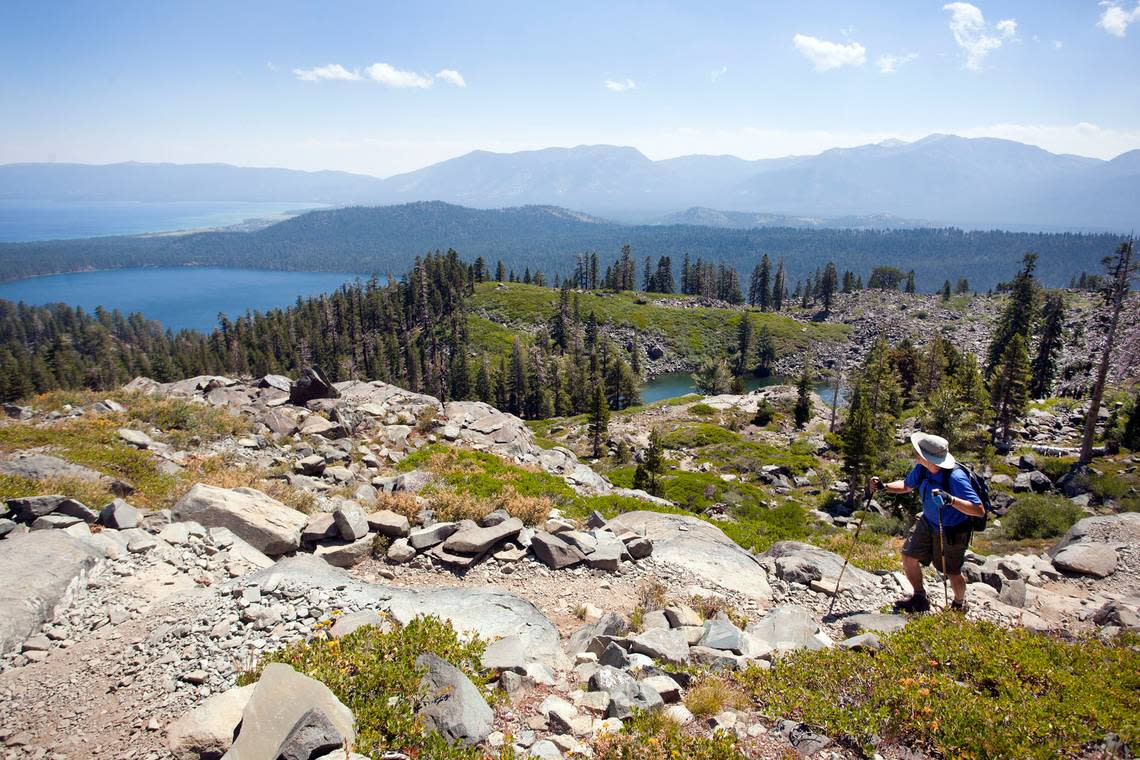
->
xmin=763 ymin=541 xmax=879 ymax=593
xmin=223 ymin=663 xmax=354 ymax=760
xmin=609 ymin=511 xmax=772 ymax=601
xmin=172 ymin=484 xmax=306 ymax=556
xmin=0 ymin=531 xmax=104 ymax=654
xmin=244 ymin=556 xmax=565 ymax=667
xmin=1049 ymin=513 xmax=1140 ymax=556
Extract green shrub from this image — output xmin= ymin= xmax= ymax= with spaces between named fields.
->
xmin=688 ymin=402 xmax=717 ymax=417
xmin=1002 ymin=494 xmax=1083 ymax=539
xmin=241 ymin=616 xmax=492 ymax=760
xmin=1037 ymin=455 xmax=1077 ymax=483
xmin=593 ymin=710 xmax=746 ymax=760
xmin=752 ymin=399 xmax=775 ymax=427
xmin=660 ymin=424 xmax=740 ymax=449
xmin=1090 ymin=473 xmax=1132 ymax=501
xmin=719 ymin=502 xmax=812 ymax=553
xmin=739 ymin=616 xmax=1140 ymax=759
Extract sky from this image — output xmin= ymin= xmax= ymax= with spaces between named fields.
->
xmin=2 ymin=1 xmax=1139 ymax=177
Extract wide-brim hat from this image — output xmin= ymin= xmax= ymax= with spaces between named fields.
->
xmin=910 ymin=431 xmax=956 ymax=469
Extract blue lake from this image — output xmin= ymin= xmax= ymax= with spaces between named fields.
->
xmin=0 ymin=200 xmax=323 ymax=242
xmin=641 ymin=371 xmax=848 ymax=407
xmin=0 ymin=268 xmax=365 ymax=332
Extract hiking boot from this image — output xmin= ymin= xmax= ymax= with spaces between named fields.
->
xmin=950 ymin=599 xmax=969 ymax=613
xmin=893 ymin=594 xmax=930 ymax=613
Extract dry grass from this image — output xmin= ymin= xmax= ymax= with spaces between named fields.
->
xmin=495 ymin=486 xmax=553 ymax=525
xmin=429 ymin=490 xmax=490 ymax=522
xmin=192 ymin=458 xmax=317 ymax=514
xmin=688 ymin=594 xmax=750 ymax=630
xmin=374 ymin=492 xmax=424 ymax=519
xmin=0 ymin=473 xmax=113 ymax=511
xmin=637 ymin=579 xmax=669 ymax=611
xmin=683 ymin=675 xmax=750 ymax=718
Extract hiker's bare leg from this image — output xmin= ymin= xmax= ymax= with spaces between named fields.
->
xmin=950 ymin=573 xmax=966 ymax=603
xmin=903 ymin=553 xmax=925 ymax=597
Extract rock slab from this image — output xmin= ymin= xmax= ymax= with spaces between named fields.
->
xmin=415 ymin=653 xmax=494 ymax=746
xmin=172 ymin=484 xmax=306 ymax=556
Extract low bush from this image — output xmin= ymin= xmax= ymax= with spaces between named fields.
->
xmin=1090 ymin=472 xmax=1132 ymax=501
xmin=751 ymin=399 xmax=775 ymax=427
xmin=593 ymin=709 xmax=745 ymax=760
xmin=0 ymin=416 xmax=177 ymax=508
xmin=684 ymin=675 xmax=749 ymax=718
xmin=660 ymin=424 xmax=740 ymax=449
xmin=1037 ymin=455 xmax=1077 ymax=483
xmin=719 ymin=502 xmax=812 ymax=553
xmin=738 ymin=615 xmax=1140 ymax=758
xmin=688 ymin=402 xmax=717 ymax=417
xmin=241 ymin=616 xmax=493 ymax=760
xmin=1002 ymin=494 xmax=1083 ymax=540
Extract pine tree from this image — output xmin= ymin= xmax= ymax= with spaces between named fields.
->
xmin=989 ymin=333 xmax=1030 ymax=443
xmin=1080 ymin=239 xmax=1137 ymax=464
xmin=986 ymin=252 xmax=1040 ymax=377
xmin=754 ymin=326 xmax=775 ymax=376
xmin=772 ymin=259 xmax=786 ymax=311
xmin=641 ymin=428 xmax=665 ymax=496
xmin=508 ymin=337 xmax=528 ymax=416
xmin=734 ymin=315 xmax=754 ymax=376
xmin=1029 ymin=292 xmax=1065 ymax=398
xmin=819 ymin=262 xmax=838 ymax=311
xmin=955 ymin=278 xmax=970 ymax=294
xmin=905 ymin=270 xmax=916 ymax=293
xmin=588 ymin=379 xmax=610 ymax=458
xmin=841 ymin=339 xmax=901 ymax=490
xmin=841 ymin=382 xmax=876 ymax=494
xmin=794 ymin=366 xmax=813 ymax=429
xmin=941 ymin=280 xmax=952 ymax=300
xmin=495 ymin=260 xmax=506 ymax=282
xmin=749 ymin=254 xmax=772 ymax=309
xmin=1122 ymin=390 xmax=1140 ymax=451
xmin=691 ymin=358 xmax=733 ymax=395
xmin=842 ymin=271 xmax=854 ymax=293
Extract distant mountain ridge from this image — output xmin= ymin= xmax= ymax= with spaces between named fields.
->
xmin=0 ymin=200 xmax=1124 ymax=292
xmin=3 ymin=134 xmax=1138 ymax=230
xmin=656 ymin=207 xmax=930 ymax=230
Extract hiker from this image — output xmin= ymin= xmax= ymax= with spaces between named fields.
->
xmin=871 ymin=432 xmax=985 ymax=613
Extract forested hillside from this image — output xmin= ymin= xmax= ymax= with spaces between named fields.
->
xmin=0 ymin=201 xmax=1124 ymax=290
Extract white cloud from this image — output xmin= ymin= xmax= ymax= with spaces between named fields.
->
xmin=365 ymin=63 xmax=433 ymax=88
xmin=792 ymin=34 xmax=866 ymax=71
xmin=292 ymin=63 xmax=464 ymax=89
xmin=604 ymin=78 xmax=636 ymax=92
xmin=1053 ymin=40 xmax=1064 ymax=49
xmin=435 ymin=69 xmax=466 ymax=87
xmin=996 ymin=18 xmax=1018 ymax=39
xmin=1098 ymin=1 xmax=1140 ymax=36
xmin=293 ymin=63 xmax=362 ymax=82
xmin=942 ymin=3 xmax=1011 ymax=70
xmin=876 ymin=52 xmax=918 ymax=73
xmin=710 ymin=65 xmax=728 ymax=83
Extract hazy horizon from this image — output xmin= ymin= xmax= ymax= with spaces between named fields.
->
xmin=3 ymin=1 xmax=1139 ymax=176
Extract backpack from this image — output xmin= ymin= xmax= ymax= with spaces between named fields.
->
xmin=916 ymin=463 xmax=994 ymax=532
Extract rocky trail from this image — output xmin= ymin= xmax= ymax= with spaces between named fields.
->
xmin=1 ymin=371 xmax=1137 ymax=759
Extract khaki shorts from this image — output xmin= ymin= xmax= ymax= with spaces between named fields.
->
xmin=902 ymin=516 xmax=971 ymax=575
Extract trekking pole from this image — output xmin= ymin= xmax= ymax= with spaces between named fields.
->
xmin=932 ymin=488 xmax=950 ymax=610
xmin=826 ymin=479 xmax=873 ymax=618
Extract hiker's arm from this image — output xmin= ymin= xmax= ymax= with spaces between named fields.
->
xmin=871 ymin=477 xmax=912 ymax=494
xmin=943 ymin=493 xmax=985 ymax=517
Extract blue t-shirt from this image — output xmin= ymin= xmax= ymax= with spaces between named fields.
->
xmin=904 ymin=464 xmax=980 ymax=529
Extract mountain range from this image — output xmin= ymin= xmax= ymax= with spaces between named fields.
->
xmin=1 ymin=201 xmax=1123 ymax=291
xmin=3 ymin=134 xmax=1138 ymax=230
